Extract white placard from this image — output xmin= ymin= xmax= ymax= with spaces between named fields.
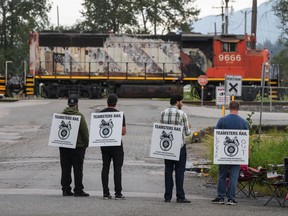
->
xmin=48 ymin=113 xmax=81 ymax=149
xmin=150 ymin=123 xmax=183 ymax=161
xmin=89 ymin=112 xmax=123 ymax=147
xmin=214 ymin=129 xmax=249 ymax=165
xmin=225 ymin=75 xmax=242 ymax=96
xmin=216 ymin=86 xmax=230 ymax=106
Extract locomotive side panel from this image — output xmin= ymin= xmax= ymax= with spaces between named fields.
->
xmin=244 ymin=49 xmax=269 ymax=78
xmin=181 ymin=34 xmax=214 ymax=77
xmin=34 ymin=34 xmax=183 ymax=78
xmin=29 ymin=32 xmax=186 ymax=98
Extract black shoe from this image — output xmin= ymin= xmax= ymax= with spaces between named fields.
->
xmin=74 ymin=191 xmax=89 ymax=197
xmin=177 ymin=198 xmax=191 ymax=203
xmin=227 ymin=199 xmax=237 ymax=205
xmin=103 ymin=194 xmax=112 ymax=200
xmin=212 ymin=197 xmax=225 ymax=204
xmin=62 ymin=191 xmax=74 ymax=196
xmin=115 ymin=194 xmax=126 ymax=200
xmin=164 ymin=199 xmax=171 ymax=203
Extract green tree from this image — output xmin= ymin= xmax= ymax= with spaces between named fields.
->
xmin=257 ymin=39 xmax=283 ymax=59
xmin=79 ymin=0 xmax=200 ymax=34
xmin=271 ymin=49 xmax=288 ymax=85
xmin=79 ymin=0 xmax=137 ymax=33
xmin=0 ymin=0 xmax=51 ymax=74
xmin=273 ymin=0 xmax=288 ymax=45
xmin=137 ymin=0 xmax=200 ymax=34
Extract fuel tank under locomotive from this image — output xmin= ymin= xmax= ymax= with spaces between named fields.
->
xmin=117 ymin=84 xmax=183 ymax=98
xmin=42 ymin=81 xmax=183 ymax=99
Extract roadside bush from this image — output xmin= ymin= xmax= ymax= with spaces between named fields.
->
xmin=249 ymin=129 xmax=288 ymax=168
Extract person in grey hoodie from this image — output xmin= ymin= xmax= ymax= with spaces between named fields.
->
xmin=60 ymin=97 xmax=89 ymax=197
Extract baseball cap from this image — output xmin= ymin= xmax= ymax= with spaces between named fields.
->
xmin=68 ymin=97 xmax=78 ymax=106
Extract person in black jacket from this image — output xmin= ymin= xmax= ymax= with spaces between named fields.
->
xmin=60 ymin=97 xmax=89 ymax=197
xmin=100 ymin=94 xmax=126 ymax=200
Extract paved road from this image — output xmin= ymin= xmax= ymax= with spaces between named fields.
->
xmin=0 ymin=99 xmax=287 ymax=216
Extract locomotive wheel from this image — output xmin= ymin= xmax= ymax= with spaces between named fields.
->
xmin=278 ymin=89 xmax=285 ymax=101
xmin=241 ymin=87 xmax=258 ymax=101
xmin=194 ymin=84 xmax=215 ymax=101
xmin=203 ymin=85 xmax=215 ymax=101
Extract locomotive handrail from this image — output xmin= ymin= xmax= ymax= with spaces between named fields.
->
xmin=36 ymin=60 xmax=181 ymax=81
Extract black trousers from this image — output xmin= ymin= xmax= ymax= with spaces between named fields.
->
xmin=59 ymin=147 xmax=86 ymax=193
xmin=101 ymin=147 xmax=124 ymax=195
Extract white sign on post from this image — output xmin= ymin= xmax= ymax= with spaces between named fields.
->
xmin=150 ymin=123 xmax=183 ymax=161
xmin=89 ymin=112 xmax=123 ymax=147
xmin=48 ymin=113 xmax=81 ymax=149
xmin=216 ymin=86 xmax=230 ymax=106
xmin=225 ymin=75 xmax=242 ymax=96
xmin=214 ymin=129 xmax=249 ymax=165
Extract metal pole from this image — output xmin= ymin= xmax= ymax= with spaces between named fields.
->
xmin=24 ymin=60 xmax=27 ymax=85
xmin=57 ymin=5 xmax=60 ymax=30
xmin=244 ymin=11 xmax=247 ymax=34
xmin=5 ymin=61 xmax=12 ymax=86
xmin=258 ymin=63 xmax=266 ymax=146
xmin=201 ymin=85 xmax=204 ymax=106
xmin=251 ymin=0 xmax=257 ymax=49
xmin=223 ymin=85 xmax=226 ymax=117
xmin=221 ymin=6 xmax=225 ymax=34
xmin=225 ymin=0 xmax=229 ymax=34
xmin=270 ymin=86 xmax=272 ymax=112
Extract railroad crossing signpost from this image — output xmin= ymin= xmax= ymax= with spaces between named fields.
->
xmin=198 ymin=75 xmax=208 ymax=106
xmin=225 ymin=75 xmax=242 ymax=97
xmin=216 ymin=86 xmax=230 ymax=106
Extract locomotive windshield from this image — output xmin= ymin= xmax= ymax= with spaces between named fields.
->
xmin=222 ymin=42 xmax=236 ymax=52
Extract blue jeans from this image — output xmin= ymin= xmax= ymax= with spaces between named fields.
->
xmin=164 ymin=145 xmax=187 ymax=201
xmin=217 ymin=164 xmax=240 ymax=200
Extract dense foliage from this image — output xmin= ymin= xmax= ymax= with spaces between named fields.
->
xmin=273 ymin=0 xmax=288 ymax=45
xmin=0 ymin=0 xmax=51 ymax=74
xmin=271 ymin=0 xmax=288 ymax=86
xmin=0 ymin=0 xmax=200 ymax=74
xmin=78 ymin=0 xmax=200 ymax=34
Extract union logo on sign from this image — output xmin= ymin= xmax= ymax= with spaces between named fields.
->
xmin=198 ymin=75 xmax=208 ymax=86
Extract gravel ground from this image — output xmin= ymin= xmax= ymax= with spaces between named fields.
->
xmin=240 ymin=104 xmax=288 ymax=113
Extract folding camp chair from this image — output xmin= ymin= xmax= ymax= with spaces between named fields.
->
xmin=236 ymin=166 xmax=265 ymax=198
xmin=263 ymin=177 xmax=288 ymax=206
xmin=263 ymin=163 xmax=288 ymax=207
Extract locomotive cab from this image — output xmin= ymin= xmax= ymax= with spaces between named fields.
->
xmin=199 ymin=34 xmax=269 ymax=101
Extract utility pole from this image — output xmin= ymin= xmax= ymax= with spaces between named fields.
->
xmin=225 ymin=0 xmax=229 ymax=34
xmin=213 ymin=0 xmax=233 ymax=35
xmin=154 ymin=0 xmax=157 ymax=35
xmin=212 ymin=4 xmax=225 ymax=34
xmin=244 ymin=11 xmax=247 ymax=35
xmin=221 ymin=6 xmax=225 ymax=34
xmin=251 ymin=0 xmax=257 ymax=49
xmin=57 ymin=6 xmax=60 ymax=30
